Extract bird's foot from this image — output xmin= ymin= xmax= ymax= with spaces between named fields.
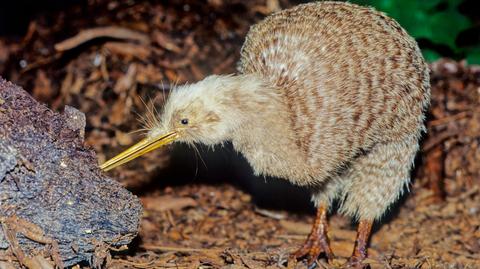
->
xmin=292 ymin=231 xmax=334 ymax=266
xmin=342 ymin=256 xmax=370 ymax=269
xmin=291 ymin=205 xmax=334 ymax=267
xmin=342 ymin=219 xmax=373 ymax=269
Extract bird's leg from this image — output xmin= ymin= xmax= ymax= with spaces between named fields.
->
xmin=292 ymin=204 xmax=334 ymax=265
xmin=345 ymin=219 xmax=373 ymax=268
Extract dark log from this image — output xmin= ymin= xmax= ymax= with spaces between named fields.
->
xmin=0 ymin=78 xmax=142 ymax=267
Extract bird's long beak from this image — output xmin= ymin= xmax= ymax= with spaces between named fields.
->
xmin=100 ymin=131 xmax=178 ymax=171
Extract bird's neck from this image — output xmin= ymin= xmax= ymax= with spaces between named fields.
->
xmin=217 ymin=74 xmax=292 ymax=134
xmin=224 ymin=74 xmax=307 ymax=180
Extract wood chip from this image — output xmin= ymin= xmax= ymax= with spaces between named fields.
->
xmin=103 ymin=41 xmax=152 ymax=61
xmin=54 ymin=26 xmax=150 ymax=52
xmin=141 ymin=196 xmax=198 ymax=212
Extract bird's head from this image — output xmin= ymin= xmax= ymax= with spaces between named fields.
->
xmin=100 ymin=75 xmax=252 ymax=171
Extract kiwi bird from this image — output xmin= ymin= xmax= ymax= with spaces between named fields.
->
xmin=101 ymin=1 xmax=430 ymax=267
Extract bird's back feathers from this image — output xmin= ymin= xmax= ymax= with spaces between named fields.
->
xmin=238 ymin=2 xmax=430 ymax=174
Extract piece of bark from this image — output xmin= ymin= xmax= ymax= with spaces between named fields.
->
xmin=54 ymin=26 xmax=150 ymax=52
xmin=0 ymin=78 xmax=142 ymax=267
xmin=141 ymin=196 xmax=197 ymax=212
xmin=425 ymin=146 xmax=445 ymax=202
xmin=103 ymin=41 xmax=152 ymax=61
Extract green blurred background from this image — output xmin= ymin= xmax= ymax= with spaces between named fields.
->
xmin=348 ymin=0 xmax=480 ymax=64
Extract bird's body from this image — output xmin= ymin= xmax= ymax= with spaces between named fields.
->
xmin=238 ymin=2 xmax=429 ymax=189
xmin=101 ymin=2 xmax=430 ymax=267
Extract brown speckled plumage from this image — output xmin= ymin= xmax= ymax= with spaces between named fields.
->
xmin=103 ymin=1 xmax=430 ymax=266
xmin=237 ymin=1 xmax=429 ymax=219
xmin=239 ymin=2 xmax=429 ymax=189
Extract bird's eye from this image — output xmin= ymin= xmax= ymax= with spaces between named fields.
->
xmin=180 ymin=118 xmax=189 ymax=125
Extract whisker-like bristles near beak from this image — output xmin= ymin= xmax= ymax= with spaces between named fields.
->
xmin=100 ymin=132 xmax=178 ymax=171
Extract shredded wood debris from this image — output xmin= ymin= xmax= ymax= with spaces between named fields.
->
xmin=0 ymin=0 xmax=479 ymax=268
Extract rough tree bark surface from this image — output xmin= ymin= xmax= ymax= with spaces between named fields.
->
xmin=0 ymin=78 xmax=142 ymax=267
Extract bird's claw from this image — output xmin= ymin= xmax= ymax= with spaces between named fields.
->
xmin=291 ymin=205 xmax=334 ymax=267
xmin=291 ymin=231 xmax=334 ymax=267
xmin=342 ymin=257 xmax=370 ymax=269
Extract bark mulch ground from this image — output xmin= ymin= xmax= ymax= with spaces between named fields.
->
xmin=0 ymin=0 xmax=479 ymax=268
